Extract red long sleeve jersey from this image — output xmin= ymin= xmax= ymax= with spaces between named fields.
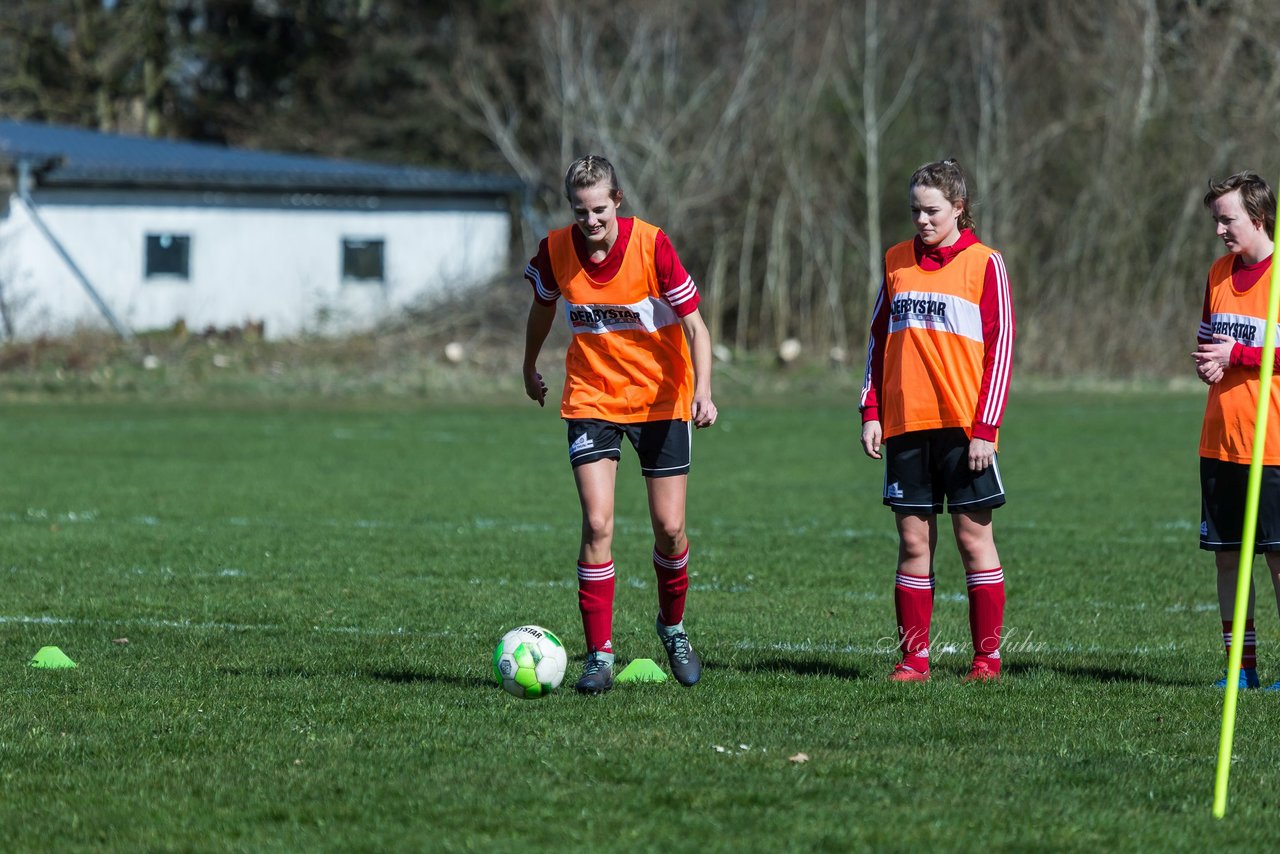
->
xmin=859 ymin=229 xmax=1015 ymax=443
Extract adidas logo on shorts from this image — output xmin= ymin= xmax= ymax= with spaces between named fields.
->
xmin=886 ymin=481 xmax=904 ymax=499
xmin=569 ymin=433 xmax=595 ymax=455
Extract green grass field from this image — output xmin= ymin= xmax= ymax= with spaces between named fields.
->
xmin=3 ymin=389 xmax=1280 ymax=850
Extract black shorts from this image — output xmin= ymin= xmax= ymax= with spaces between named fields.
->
xmin=1199 ymin=457 xmax=1280 ymax=552
xmin=883 ymin=427 xmax=1005 ymax=514
xmin=566 ymin=418 xmax=691 ymax=478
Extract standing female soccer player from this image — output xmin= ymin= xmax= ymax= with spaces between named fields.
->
xmin=522 ymin=154 xmax=717 ymax=694
xmin=1192 ymin=171 xmax=1280 ymax=691
xmin=859 ymin=159 xmax=1015 ymax=683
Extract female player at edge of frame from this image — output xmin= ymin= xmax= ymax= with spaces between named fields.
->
xmin=522 ymin=155 xmax=718 ymax=695
xmin=859 ymin=158 xmax=1016 ymax=683
xmin=1192 ymin=171 xmax=1280 ymax=691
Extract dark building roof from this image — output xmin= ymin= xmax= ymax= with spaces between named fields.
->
xmin=0 ymin=118 xmax=523 ymax=196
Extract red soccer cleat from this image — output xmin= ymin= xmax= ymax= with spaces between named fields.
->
xmin=963 ymin=659 xmax=1001 ymax=683
xmin=888 ymin=662 xmax=930 ymax=682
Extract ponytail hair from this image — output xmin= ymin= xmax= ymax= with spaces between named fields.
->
xmin=564 ymin=154 xmax=623 ymax=203
xmin=910 ymin=158 xmax=975 ymax=231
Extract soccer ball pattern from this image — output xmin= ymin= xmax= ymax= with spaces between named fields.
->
xmin=492 ymin=625 xmax=568 ymax=699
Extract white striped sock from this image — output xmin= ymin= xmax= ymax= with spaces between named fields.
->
xmin=895 ymin=572 xmax=935 ymax=591
xmin=965 ymin=568 xmax=1004 ymax=587
xmin=653 ymin=546 xmax=689 ymax=572
xmin=578 ymin=561 xmax=615 ymax=582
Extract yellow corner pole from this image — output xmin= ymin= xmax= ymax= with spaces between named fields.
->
xmin=1213 ymin=213 xmax=1280 ymax=819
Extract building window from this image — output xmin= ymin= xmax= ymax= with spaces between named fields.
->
xmin=342 ymin=238 xmax=385 ymax=282
xmin=145 ymin=233 xmax=191 ymax=280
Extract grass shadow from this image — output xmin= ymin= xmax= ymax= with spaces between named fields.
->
xmin=217 ymin=664 xmax=492 ymax=689
xmin=727 ymin=656 xmax=864 ymax=681
xmin=216 ymin=665 xmax=324 ymax=679
xmin=1002 ymin=660 xmax=1201 ymax=687
xmin=366 ymin=669 xmax=489 ymax=688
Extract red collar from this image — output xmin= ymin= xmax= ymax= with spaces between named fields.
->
xmin=570 ymin=216 xmax=634 ymax=271
xmin=915 ymin=228 xmax=978 ymax=267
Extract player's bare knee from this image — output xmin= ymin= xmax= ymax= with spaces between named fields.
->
xmin=1265 ymin=551 xmax=1280 ymax=577
xmin=580 ymin=514 xmax=614 ymax=547
xmin=651 ymin=521 xmax=685 ymax=555
xmin=954 ymin=537 xmax=988 ymax=566
xmin=897 ymin=543 xmax=932 ymax=570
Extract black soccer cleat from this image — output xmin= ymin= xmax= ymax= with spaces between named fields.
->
xmin=657 ymin=621 xmax=702 ymax=687
xmin=574 ymin=655 xmax=614 ymax=695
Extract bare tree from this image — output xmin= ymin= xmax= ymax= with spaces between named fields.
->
xmin=14 ymin=0 xmax=1280 ymax=375
xmin=833 ymin=0 xmax=941 ymax=316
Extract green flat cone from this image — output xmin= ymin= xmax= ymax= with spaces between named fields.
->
xmin=28 ymin=646 xmax=77 ymax=669
xmin=615 ymin=658 xmax=667 ymax=684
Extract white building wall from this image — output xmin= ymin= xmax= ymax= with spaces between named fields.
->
xmin=0 ymin=187 xmax=512 ymax=339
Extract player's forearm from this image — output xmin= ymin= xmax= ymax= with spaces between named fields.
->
xmin=681 ymin=310 xmax=714 ymax=399
xmin=523 ymin=301 xmax=556 ymax=371
xmin=1230 ymin=342 xmax=1280 ymax=371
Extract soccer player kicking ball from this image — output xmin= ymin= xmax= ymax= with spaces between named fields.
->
xmin=859 ymin=159 xmax=1015 ymax=683
xmin=522 ymin=155 xmax=717 ymax=694
xmin=1193 ymin=171 xmax=1280 ymax=691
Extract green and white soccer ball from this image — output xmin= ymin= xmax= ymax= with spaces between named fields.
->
xmin=492 ymin=625 xmax=568 ymax=699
